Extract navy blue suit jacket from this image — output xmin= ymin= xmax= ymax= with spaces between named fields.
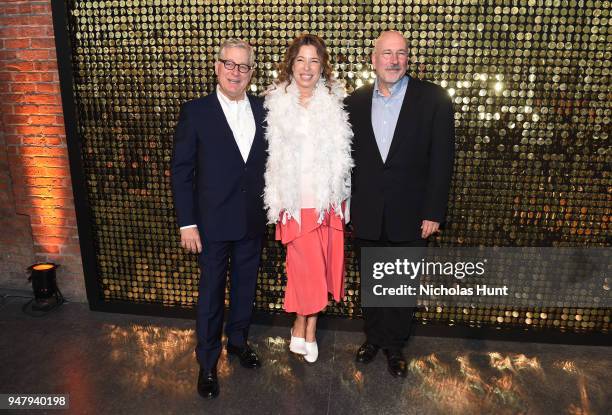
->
xmin=171 ymin=93 xmax=267 ymax=241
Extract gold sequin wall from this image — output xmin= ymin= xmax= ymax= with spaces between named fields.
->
xmin=65 ymin=0 xmax=610 ymax=333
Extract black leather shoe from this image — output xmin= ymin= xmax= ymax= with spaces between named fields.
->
xmin=226 ymin=343 xmax=261 ymax=369
xmin=355 ymin=342 xmax=379 ymax=364
xmin=197 ymin=367 xmax=219 ymax=399
xmin=383 ymin=350 xmax=407 ymax=378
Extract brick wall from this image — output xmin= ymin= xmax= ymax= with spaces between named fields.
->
xmin=0 ymin=1 xmax=86 ymax=301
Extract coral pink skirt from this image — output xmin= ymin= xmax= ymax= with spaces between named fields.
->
xmin=276 ymin=208 xmax=345 ymax=315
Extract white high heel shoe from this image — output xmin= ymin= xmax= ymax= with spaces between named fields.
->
xmin=304 ymin=340 xmax=318 ymax=363
xmin=289 ymin=328 xmax=307 ymax=355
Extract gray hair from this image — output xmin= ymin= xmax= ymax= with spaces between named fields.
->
xmin=216 ymin=38 xmax=255 ymax=67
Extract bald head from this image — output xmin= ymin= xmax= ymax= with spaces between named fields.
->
xmin=373 ymin=31 xmax=409 ymax=54
xmin=372 ymin=31 xmax=409 ymax=94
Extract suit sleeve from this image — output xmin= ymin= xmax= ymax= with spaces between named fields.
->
xmin=171 ymin=103 xmax=198 ymax=228
xmin=422 ymin=92 xmax=455 ymax=223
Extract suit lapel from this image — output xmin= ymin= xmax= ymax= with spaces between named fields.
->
xmin=212 ymin=92 xmax=246 ymax=165
xmin=245 ymin=95 xmax=263 ymax=165
xmin=385 ymin=78 xmax=423 ymax=165
xmin=361 ymin=85 xmax=386 ymax=167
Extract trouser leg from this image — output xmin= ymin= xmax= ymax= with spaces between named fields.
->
xmin=195 ymin=239 xmax=231 ymax=371
xmin=225 ymin=236 xmax=263 ymax=347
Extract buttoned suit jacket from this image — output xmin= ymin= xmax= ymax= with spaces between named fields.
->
xmin=171 ymin=93 xmax=267 ymax=241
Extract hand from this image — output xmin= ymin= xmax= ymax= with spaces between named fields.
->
xmin=180 ymin=227 xmax=202 ymax=254
xmin=345 ymin=222 xmax=354 ymax=235
xmin=421 ymin=220 xmax=440 ymax=239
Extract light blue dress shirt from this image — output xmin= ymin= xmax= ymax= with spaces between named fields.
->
xmin=371 ymin=75 xmax=409 ymax=162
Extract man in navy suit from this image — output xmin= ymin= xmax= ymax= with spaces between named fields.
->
xmin=171 ymin=39 xmax=267 ymax=399
xmin=346 ymin=31 xmax=455 ymax=378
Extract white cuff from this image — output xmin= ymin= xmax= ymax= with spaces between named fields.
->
xmin=180 ymin=224 xmax=198 ymax=230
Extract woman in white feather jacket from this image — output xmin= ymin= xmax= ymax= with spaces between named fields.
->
xmin=263 ymin=34 xmax=353 ymax=363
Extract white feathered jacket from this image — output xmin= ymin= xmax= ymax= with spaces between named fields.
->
xmin=263 ymin=79 xmax=354 ymax=225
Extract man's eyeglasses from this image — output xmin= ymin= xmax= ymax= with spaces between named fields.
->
xmin=219 ymin=59 xmax=254 ymax=73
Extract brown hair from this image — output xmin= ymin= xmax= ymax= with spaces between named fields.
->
xmin=277 ymin=34 xmax=334 ymax=91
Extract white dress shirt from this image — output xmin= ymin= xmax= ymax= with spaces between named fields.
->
xmin=216 ymin=86 xmax=256 ymax=163
xmin=180 ymin=87 xmax=256 ymax=230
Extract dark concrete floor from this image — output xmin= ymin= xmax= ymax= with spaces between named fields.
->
xmin=0 ymin=291 xmax=610 ymax=415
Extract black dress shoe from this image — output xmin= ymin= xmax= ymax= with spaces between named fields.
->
xmin=355 ymin=342 xmax=380 ymax=364
xmin=197 ymin=368 xmax=219 ymax=399
xmin=226 ymin=343 xmax=261 ymax=369
xmin=383 ymin=350 xmax=407 ymax=378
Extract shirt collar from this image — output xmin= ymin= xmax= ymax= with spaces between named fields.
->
xmin=374 ymin=75 xmax=409 ymax=98
xmin=216 ymin=85 xmax=248 ymax=106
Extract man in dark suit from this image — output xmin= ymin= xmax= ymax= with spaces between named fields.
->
xmin=171 ymin=39 xmax=267 ymax=399
xmin=345 ymin=31 xmax=455 ymax=378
